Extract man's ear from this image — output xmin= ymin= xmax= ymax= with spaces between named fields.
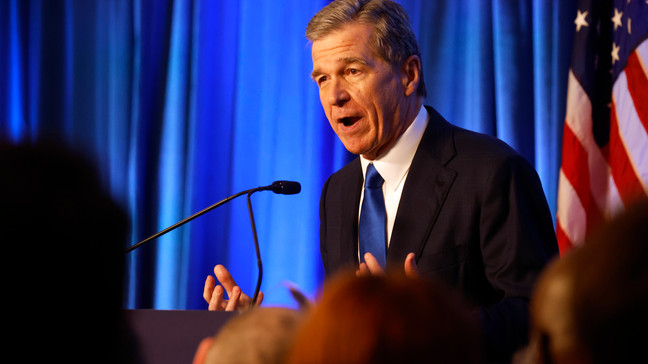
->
xmin=192 ymin=337 xmax=215 ymax=364
xmin=401 ymin=55 xmax=421 ymax=97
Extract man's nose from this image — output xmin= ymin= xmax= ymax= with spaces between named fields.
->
xmin=325 ymin=79 xmax=350 ymax=106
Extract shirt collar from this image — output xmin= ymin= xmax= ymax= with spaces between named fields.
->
xmin=361 ymin=106 xmax=428 ymax=191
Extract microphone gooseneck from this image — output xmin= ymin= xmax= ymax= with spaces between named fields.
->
xmin=125 ymin=181 xmax=301 ymax=254
xmin=125 ymin=180 xmax=300 ymax=309
xmin=247 ymin=181 xmax=301 ymax=306
xmin=247 ymin=190 xmax=263 ymax=306
xmin=124 ymin=189 xmax=249 ymax=253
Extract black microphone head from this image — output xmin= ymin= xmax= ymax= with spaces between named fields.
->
xmin=270 ymin=180 xmax=301 ymax=195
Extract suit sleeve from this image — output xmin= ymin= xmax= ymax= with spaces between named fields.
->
xmin=478 ymin=153 xmax=558 ymax=362
xmin=319 ymin=175 xmax=331 ymax=276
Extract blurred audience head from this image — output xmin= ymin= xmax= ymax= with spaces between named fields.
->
xmin=0 ymin=141 xmax=138 ymax=362
xmin=193 ymin=306 xmax=305 ymax=364
xmin=287 ymin=270 xmax=482 ymax=364
xmin=517 ymin=198 xmax=648 ymax=364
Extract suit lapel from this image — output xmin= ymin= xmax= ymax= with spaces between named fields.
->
xmin=335 ymin=159 xmax=363 ymax=266
xmin=387 ymin=107 xmax=458 ymax=266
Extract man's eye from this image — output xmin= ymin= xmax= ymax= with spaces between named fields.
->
xmin=348 ymin=68 xmax=359 ymax=75
xmin=318 ymin=76 xmax=327 ymax=84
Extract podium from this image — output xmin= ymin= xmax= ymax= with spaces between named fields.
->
xmin=126 ymin=309 xmax=237 ymax=364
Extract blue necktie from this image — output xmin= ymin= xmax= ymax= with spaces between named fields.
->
xmin=359 ymin=164 xmax=387 ymax=268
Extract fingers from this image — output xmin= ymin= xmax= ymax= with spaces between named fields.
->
xmin=214 ymin=265 xmax=238 ymax=297
xmin=363 ymin=253 xmax=385 ymax=275
xmin=206 ymin=265 xmax=258 ymax=312
xmin=205 ymin=265 xmax=262 ymax=312
xmin=208 ymin=285 xmax=225 ymax=311
xmin=356 ymin=253 xmax=419 ymax=278
xmin=225 ymin=286 xmax=241 ymax=311
xmin=203 ymin=275 xmax=216 ymax=304
xmin=404 ymin=252 xmax=420 ymax=278
xmin=356 ymin=262 xmax=370 ymax=277
xmin=355 ymin=254 xmax=384 ymax=276
xmin=207 ymin=284 xmax=253 ymax=312
xmin=204 ymin=272 xmax=230 ymax=311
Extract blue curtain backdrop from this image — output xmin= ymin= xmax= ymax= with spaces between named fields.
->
xmin=0 ymin=0 xmax=577 ymax=309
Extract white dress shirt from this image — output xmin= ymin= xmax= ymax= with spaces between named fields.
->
xmin=359 ymin=106 xmax=429 ymax=250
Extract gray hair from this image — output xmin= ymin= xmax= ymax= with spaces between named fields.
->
xmin=306 ymin=0 xmax=426 ymax=97
xmin=205 ymin=307 xmax=305 ymax=364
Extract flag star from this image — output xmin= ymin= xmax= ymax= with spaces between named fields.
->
xmin=611 ymin=43 xmax=621 ymax=64
xmin=611 ymin=8 xmax=623 ymax=30
xmin=574 ymin=10 xmax=589 ymax=32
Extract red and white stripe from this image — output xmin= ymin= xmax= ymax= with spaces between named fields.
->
xmin=557 ymin=39 xmax=648 ymax=254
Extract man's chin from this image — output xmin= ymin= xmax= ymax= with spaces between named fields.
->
xmin=345 ymin=145 xmax=380 ymax=160
xmin=339 ymin=141 xmax=365 ymax=157
xmin=336 ymin=134 xmax=379 ymax=159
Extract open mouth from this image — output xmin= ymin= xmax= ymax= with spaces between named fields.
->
xmin=340 ymin=117 xmax=361 ymax=127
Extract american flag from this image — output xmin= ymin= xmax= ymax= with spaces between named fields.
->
xmin=557 ymin=0 xmax=648 ymax=254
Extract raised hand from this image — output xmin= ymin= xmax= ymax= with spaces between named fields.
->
xmin=203 ymin=264 xmax=263 ymax=311
xmin=356 ymin=252 xmax=419 ymax=278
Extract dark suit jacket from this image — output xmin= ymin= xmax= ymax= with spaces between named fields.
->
xmin=319 ymin=106 xmax=558 ymax=363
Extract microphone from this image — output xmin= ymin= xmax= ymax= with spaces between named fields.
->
xmin=261 ymin=180 xmax=301 ymax=195
xmin=125 ymin=181 xmax=300 ymax=253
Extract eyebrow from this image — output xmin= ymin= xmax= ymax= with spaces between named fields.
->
xmin=311 ymin=57 xmax=369 ymax=80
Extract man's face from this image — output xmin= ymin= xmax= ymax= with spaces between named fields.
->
xmin=311 ymin=23 xmax=410 ymax=160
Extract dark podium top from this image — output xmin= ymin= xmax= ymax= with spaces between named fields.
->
xmin=125 ymin=309 xmax=236 ymax=364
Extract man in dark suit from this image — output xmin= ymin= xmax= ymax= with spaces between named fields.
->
xmin=205 ymin=0 xmax=558 ymax=362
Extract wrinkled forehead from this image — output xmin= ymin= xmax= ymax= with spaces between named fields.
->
xmin=310 ymin=23 xmax=385 ymax=73
xmin=311 ymin=23 xmax=373 ymax=52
